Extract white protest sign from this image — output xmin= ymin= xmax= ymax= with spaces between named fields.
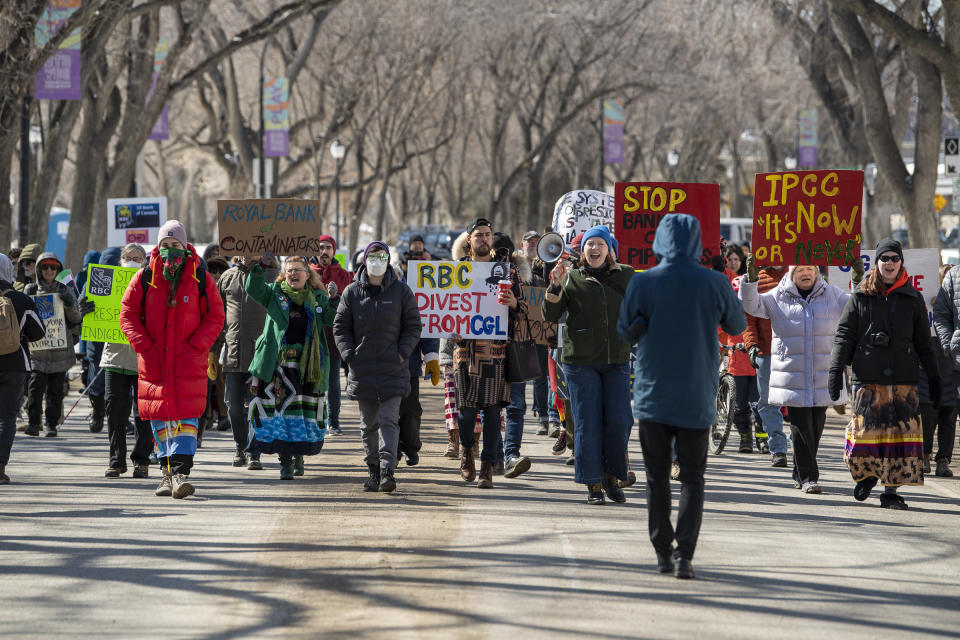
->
xmin=409 ymin=260 xmax=510 ymax=339
xmin=29 ymin=294 xmax=68 ymax=351
xmin=107 ymin=197 xmax=168 ymax=247
xmin=550 ymin=189 xmax=615 ymax=246
xmin=829 ymin=248 xmax=940 ymax=334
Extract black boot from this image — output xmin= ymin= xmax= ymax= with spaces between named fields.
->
xmin=379 ymin=467 xmax=396 ymax=493
xmin=88 ymin=394 xmax=105 ymax=433
xmin=737 ymin=427 xmax=752 ymax=453
xmin=363 ymin=463 xmax=380 ymax=492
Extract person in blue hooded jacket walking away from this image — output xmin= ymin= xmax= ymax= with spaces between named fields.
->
xmin=617 ymin=214 xmax=745 ymax=580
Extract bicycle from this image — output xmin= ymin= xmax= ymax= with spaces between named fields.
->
xmin=711 ymin=343 xmax=768 ymax=455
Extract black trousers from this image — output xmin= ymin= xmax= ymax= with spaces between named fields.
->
xmin=397 ymin=376 xmax=422 ymax=457
xmin=732 ymin=375 xmax=759 ymax=433
xmin=638 ymin=420 xmax=709 ymax=561
xmin=26 ymin=371 xmax=67 ymax=429
xmin=787 ymin=406 xmax=826 ymax=484
xmin=105 ymin=371 xmax=153 ymax=469
xmin=919 ymin=402 xmax=957 ymax=462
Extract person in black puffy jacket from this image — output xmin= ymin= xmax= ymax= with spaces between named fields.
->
xmin=920 ymin=264 xmax=957 ymax=477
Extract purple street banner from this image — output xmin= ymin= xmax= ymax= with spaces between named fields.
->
xmin=603 ymin=99 xmax=625 ymax=164
xmin=34 ymin=0 xmax=82 ymax=100
xmin=798 ymin=108 xmax=818 ymax=168
xmin=148 ymin=40 xmax=170 ymax=141
xmin=264 ymin=77 xmax=290 ymax=158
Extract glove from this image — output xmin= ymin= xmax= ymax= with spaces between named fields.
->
xmin=851 ymin=257 xmax=865 ymax=285
xmin=748 ymin=345 xmax=760 ymax=370
xmin=79 ymin=299 xmax=96 ymax=317
xmin=745 ymin=254 xmax=760 ymax=282
xmin=326 ymin=281 xmax=339 ymax=298
xmin=930 ymin=377 xmax=942 ymax=410
xmin=828 ymin=367 xmax=844 ymax=402
xmin=425 ymin=360 xmax=441 ymax=386
xmin=59 ymin=289 xmax=75 ymax=306
xmin=259 ymin=250 xmax=275 ymax=269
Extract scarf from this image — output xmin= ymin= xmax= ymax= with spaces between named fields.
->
xmin=280 ymin=281 xmax=325 ymax=385
xmin=158 ymin=248 xmax=190 ymax=307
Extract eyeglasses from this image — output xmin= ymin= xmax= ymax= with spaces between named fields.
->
xmin=39 ymin=264 xmax=59 ymax=272
xmin=367 ymin=254 xmax=389 ymax=263
xmin=285 ymin=268 xmax=308 ymax=275
xmin=877 ymin=255 xmax=902 ymax=263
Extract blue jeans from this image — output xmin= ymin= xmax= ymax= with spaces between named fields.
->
xmin=563 ymin=362 xmax=633 ymax=485
xmin=459 ymin=405 xmax=502 ymax=464
xmin=328 ymin=353 xmax=342 ymax=429
xmin=504 ymin=382 xmax=526 ymax=459
xmin=224 ymin=371 xmax=258 ymax=455
xmin=755 ymin=355 xmax=787 ymax=454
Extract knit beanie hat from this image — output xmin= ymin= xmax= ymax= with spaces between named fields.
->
xmin=0 ymin=254 xmax=14 ymax=283
xmin=874 ymin=237 xmax=903 ymax=262
xmin=363 ymin=241 xmax=390 ymax=261
xmin=317 ymin=234 xmax=337 ymax=251
xmin=582 ymin=226 xmax=614 ymax=251
xmin=157 ymin=220 xmax=188 ymax=248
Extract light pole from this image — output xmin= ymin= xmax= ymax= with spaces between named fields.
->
xmin=257 ymin=38 xmax=278 ymax=198
xmin=666 ymin=149 xmax=679 ymax=180
xmin=329 ymin=139 xmax=345 ymax=241
xmin=18 ymin=97 xmax=31 ymax=247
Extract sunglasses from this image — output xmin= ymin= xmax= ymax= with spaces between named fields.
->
xmin=877 ymin=255 xmax=902 ymax=263
xmin=39 ymin=264 xmax=59 ymax=272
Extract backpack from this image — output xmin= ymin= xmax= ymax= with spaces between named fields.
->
xmin=139 ymin=264 xmax=210 ymax=320
xmin=0 ymin=289 xmax=22 ymax=356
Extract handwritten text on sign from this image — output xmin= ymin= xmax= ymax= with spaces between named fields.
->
xmin=410 ymin=260 xmax=509 ymax=339
xmin=615 ymin=182 xmax=720 ymax=270
xmin=550 ymin=190 xmax=615 ymax=246
xmin=29 ymin=295 xmax=67 ymax=352
xmin=752 ymin=170 xmax=863 ymax=266
xmin=217 ymin=199 xmax=322 ymax=257
xmin=524 ymin=286 xmax=557 ymax=346
xmin=81 ymin=264 xmax=139 ymax=344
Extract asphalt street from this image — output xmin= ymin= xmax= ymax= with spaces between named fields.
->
xmin=1 ymin=373 xmax=959 ymax=639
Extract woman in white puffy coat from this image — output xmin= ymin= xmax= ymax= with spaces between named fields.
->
xmin=739 ymin=260 xmax=862 ymax=494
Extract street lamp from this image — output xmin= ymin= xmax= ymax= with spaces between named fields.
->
xmin=329 ymin=139 xmax=346 ymax=241
xmin=257 ymin=37 xmax=280 ymax=198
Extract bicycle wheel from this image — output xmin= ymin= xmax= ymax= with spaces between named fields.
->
xmin=710 ymin=374 xmax=736 ymax=455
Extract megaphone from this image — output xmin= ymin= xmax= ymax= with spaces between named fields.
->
xmin=537 ymin=232 xmax=568 ymax=263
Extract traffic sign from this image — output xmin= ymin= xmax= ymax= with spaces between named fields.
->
xmin=946 ymin=137 xmax=959 ymax=176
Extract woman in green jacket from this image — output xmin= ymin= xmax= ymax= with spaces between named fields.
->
xmin=542 ymin=226 xmax=635 ymax=505
xmin=246 ymin=252 xmax=337 ymax=480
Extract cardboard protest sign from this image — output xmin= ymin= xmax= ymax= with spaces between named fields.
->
xmin=550 ymin=190 xmax=615 ymax=247
xmin=80 ymin=264 xmax=139 ymax=344
xmin=29 ymin=295 xmax=68 ymax=352
xmin=752 ymin=170 xmax=863 ymax=266
xmin=828 ymin=248 xmax=940 ymax=335
xmin=615 ymin=182 xmax=720 ymax=270
xmin=218 ymin=199 xmax=322 ymax=257
xmin=107 ymin=197 xmax=168 ymax=247
xmin=524 ymin=286 xmax=557 ymax=346
xmin=410 ymin=260 xmax=510 ymax=339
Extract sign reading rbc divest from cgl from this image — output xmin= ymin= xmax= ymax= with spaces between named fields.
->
xmin=218 ymin=199 xmax=322 ymax=256
xmin=550 ymin=190 xmax=615 ymax=246
xmin=410 ymin=261 xmax=509 ymax=339
xmin=614 ymin=182 xmax=721 ymax=270
xmin=107 ymin=197 xmax=168 ymax=247
xmin=752 ymin=170 xmax=863 ymax=266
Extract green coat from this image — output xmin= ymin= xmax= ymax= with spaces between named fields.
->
xmin=245 ymin=264 xmax=337 ymax=394
xmin=542 ymin=262 xmax=634 ymax=365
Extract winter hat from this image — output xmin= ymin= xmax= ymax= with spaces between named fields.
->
xmin=582 ymin=226 xmax=615 ymax=252
xmin=0 ymin=254 xmax=14 ymax=283
xmin=19 ymin=243 xmax=42 ymax=263
xmin=874 ymin=237 xmax=903 ymax=262
xmin=363 ymin=241 xmax=390 ymax=261
xmin=157 ymin=220 xmax=188 ymax=248
xmin=492 ymin=231 xmax=515 ymax=256
xmin=317 ymin=234 xmax=337 ymax=251
xmin=570 ymin=232 xmax=585 ymax=253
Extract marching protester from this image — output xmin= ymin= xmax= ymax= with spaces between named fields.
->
xmin=448 ymin=219 xmax=528 ymax=488
xmin=309 ymin=235 xmax=352 ymax=436
xmin=0 ymin=254 xmax=46 ymax=484
xmin=543 ymin=225 xmax=633 ymax=504
xmin=75 ymin=249 xmax=100 ymax=404
xmin=618 ymin=214 xmax=745 ymax=580
xmin=334 ymin=241 xmax=422 ymax=493
xmin=83 ymin=247 xmax=120 ymax=435
xmin=245 ymin=252 xmax=336 ymax=481
xmin=931 ymin=261 xmax=960 ymax=477
xmin=922 ymin=265 xmax=956 ymax=477
xmin=518 ymin=229 xmax=559 ymax=436
xmin=742 ymin=263 xmax=790 ymax=466
xmin=198 ymin=256 xmax=231 ymax=444
xmin=219 ymin=253 xmax=279 ymax=469
xmin=119 ymin=221 xmax=225 ymax=499
xmin=831 ymin=239 xmax=937 ymax=509
xmin=740 ymin=254 xmax=863 ymax=495
xmin=12 ymin=243 xmax=41 ymax=292
xmin=718 ymin=275 xmax=760 ymax=454
xmin=23 ymin=251 xmax=82 ymax=438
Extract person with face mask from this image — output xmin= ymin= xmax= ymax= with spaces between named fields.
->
xmin=740 ymin=253 xmax=863 ymax=495
xmin=245 ymin=252 xmax=336 ymax=480
xmin=12 ymin=243 xmax=41 ymax=293
xmin=334 ymin=242 xmax=422 ymax=493
xmin=119 ymin=221 xmax=225 ymax=499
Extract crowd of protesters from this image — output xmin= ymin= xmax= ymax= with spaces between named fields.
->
xmin=1 ymin=204 xmax=958 ymax=581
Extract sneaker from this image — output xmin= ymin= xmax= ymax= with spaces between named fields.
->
xmin=155 ymin=474 xmax=173 ymax=497
xmin=24 ymin=425 xmax=40 ymax=437
xmin=363 ymin=464 xmax=380 ymax=492
xmin=247 ymin=456 xmax=263 ymax=471
xmin=738 ymin=436 xmax=752 ymax=453
xmin=674 ymin=558 xmax=696 ymax=580
xmin=602 ymin=474 xmax=626 ymax=503
xmin=104 ymin=467 xmax=124 ymax=478
xmin=801 ymin=482 xmax=822 ymax=494
xmin=880 ymin=492 xmax=908 ymax=510
xmin=233 ymin=450 xmax=247 ymax=467
xmin=923 ymin=454 xmax=931 ymax=474
xmin=171 ymin=474 xmax=195 ymax=499
xmin=536 ymin=422 xmax=549 ymax=436
xmin=44 ymin=429 xmax=57 ymax=438
xmin=503 ymin=455 xmax=531 ymax=478
xmin=670 ymin=461 xmax=680 ymax=481
xmin=380 ymin=468 xmax=397 ymax=493
xmin=771 ymin=453 xmax=788 ymax=467
xmin=329 ymin=425 xmax=343 ymax=436
xmin=587 ymin=483 xmax=605 ymax=505
xmin=935 ymin=459 xmax=953 ymax=478
xmin=757 ymin=439 xmax=770 ymax=454
xmin=551 ymin=431 xmax=567 ymax=455
xmin=565 ymin=453 xmax=575 ymax=466
xmin=293 ymin=455 xmax=304 ymax=476
xmin=132 ymin=465 xmax=149 ymax=479
xmin=548 ymin=422 xmax=562 ymax=438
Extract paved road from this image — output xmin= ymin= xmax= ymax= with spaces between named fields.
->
xmin=1 ymin=374 xmax=959 ymax=639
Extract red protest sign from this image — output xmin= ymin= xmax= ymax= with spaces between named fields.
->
xmin=751 ymin=170 xmax=863 ymax=266
xmin=615 ymin=182 xmax=720 ymax=270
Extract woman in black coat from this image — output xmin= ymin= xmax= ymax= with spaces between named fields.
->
xmin=829 ymin=238 xmax=939 ymax=509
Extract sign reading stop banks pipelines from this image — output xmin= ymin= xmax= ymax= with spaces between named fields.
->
xmin=752 ymin=170 xmax=863 ymax=266
xmin=218 ymin=199 xmax=322 ymax=256
xmin=410 ymin=260 xmax=509 ymax=339
xmin=614 ymin=182 xmax=720 ymax=270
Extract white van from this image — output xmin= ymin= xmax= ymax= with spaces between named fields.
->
xmin=719 ymin=217 xmax=754 ymax=247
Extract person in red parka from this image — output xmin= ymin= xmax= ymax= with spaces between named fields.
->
xmin=308 ymin=235 xmax=353 ymax=435
xmin=719 ymin=273 xmax=761 ymax=454
xmin=119 ymin=220 xmax=225 ymax=499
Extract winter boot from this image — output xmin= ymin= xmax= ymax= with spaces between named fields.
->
xmin=379 ymin=467 xmax=396 ymax=493
xmin=363 ymin=463 xmax=381 ymax=492
xmin=279 ymin=457 xmax=294 ymax=480
xmin=88 ymin=394 xmax=105 ymax=433
xmin=247 ymin=455 xmax=263 ymax=471
xmin=738 ymin=427 xmax=753 ymax=453
xmin=460 ymin=445 xmax=477 ymax=482
xmin=293 ymin=455 xmax=304 ymax=476
xmin=0 ymin=464 xmax=8 ymax=485
xmin=444 ymin=429 xmax=459 ymax=458
xmin=233 ymin=447 xmax=247 ymax=467
xmin=477 ymin=461 xmax=494 ymax=489
xmin=155 ymin=470 xmax=173 ymax=497
xmin=171 ymin=473 xmax=195 ymax=499
xmin=24 ymin=424 xmax=40 ymax=437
